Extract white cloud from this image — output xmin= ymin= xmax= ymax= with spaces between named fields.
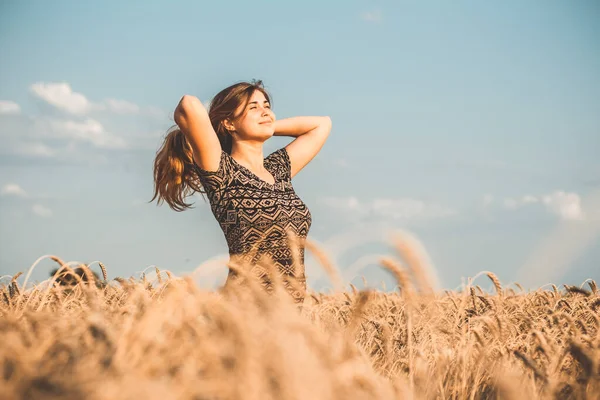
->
xmin=482 ymin=194 xmax=494 ymax=207
xmin=104 ymin=98 xmax=140 ymax=114
xmin=46 ymin=118 xmax=127 ymax=149
xmin=321 ymin=196 xmax=455 ymax=221
xmin=498 ymin=190 xmax=585 ymax=221
xmin=32 ymin=204 xmax=53 ymax=218
xmin=0 ymin=81 xmax=166 ymax=166
xmin=541 ymin=191 xmax=584 ymax=221
xmin=321 ymin=196 xmax=362 ymax=213
xmin=502 ymin=194 xmax=540 ymax=209
xmin=144 ymin=106 xmax=166 ymax=119
xmin=1 ymin=184 xmax=28 ymax=197
xmin=29 ymin=81 xmax=164 ymax=119
xmin=0 ymin=100 xmax=21 ymax=114
xmin=517 ymin=189 xmax=600 ymax=288
xmin=503 ymin=197 xmax=519 ymax=209
xmin=361 ymin=9 xmax=383 ymax=22
xmin=30 ymin=82 xmax=92 ymax=115
xmin=99 ymin=100 xmax=165 ymax=119
xmin=372 ymin=198 xmax=455 ymax=219
xmin=522 ymin=195 xmax=539 ymax=204
xmin=13 ymin=141 xmax=56 ymax=157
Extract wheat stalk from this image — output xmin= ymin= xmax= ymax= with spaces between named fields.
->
xmin=379 ymin=257 xmax=414 ymax=302
xmin=155 ymin=267 xmax=163 ymax=284
xmin=513 ymin=350 xmax=548 ymax=383
xmin=379 ymin=256 xmax=414 ymax=392
xmin=9 ymin=272 xmax=23 ymax=298
xmin=568 ymin=340 xmax=596 ymax=383
xmin=391 ymin=232 xmax=434 ymax=295
xmin=564 ymin=285 xmax=591 ymax=297
xmin=98 ymin=262 xmax=108 ymax=281
xmin=486 ymin=272 xmax=503 ymax=296
xmin=587 ymin=280 xmax=597 ymax=294
xmin=305 ymin=238 xmax=343 ymax=292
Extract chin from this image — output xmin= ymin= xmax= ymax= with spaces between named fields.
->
xmin=250 ymin=132 xmax=273 ymax=142
xmin=261 ymin=127 xmax=275 ymax=137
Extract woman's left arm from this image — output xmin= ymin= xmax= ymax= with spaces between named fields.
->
xmin=273 ymin=116 xmax=332 ymax=178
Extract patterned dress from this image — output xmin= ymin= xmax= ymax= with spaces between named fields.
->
xmin=194 ymin=147 xmax=312 ymax=304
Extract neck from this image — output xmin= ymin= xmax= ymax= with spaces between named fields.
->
xmin=230 ymin=140 xmax=266 ymax=170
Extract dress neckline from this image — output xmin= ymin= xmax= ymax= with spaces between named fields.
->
xmin=229 ymin=153 xmax=277 ymax=188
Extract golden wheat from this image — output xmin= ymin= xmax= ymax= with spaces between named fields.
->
xmin=1 ymin=241 xmax=599 ymax=399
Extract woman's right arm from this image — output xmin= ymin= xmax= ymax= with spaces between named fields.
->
xmin=174 ymin=95 xmax=222 ymax=172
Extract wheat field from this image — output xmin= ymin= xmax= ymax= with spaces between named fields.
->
xmin=1 ymin=240 xmax=599 ymax=400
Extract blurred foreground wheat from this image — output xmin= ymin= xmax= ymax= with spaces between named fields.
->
xmin=1 ymin=240 xmax=599 ymax=400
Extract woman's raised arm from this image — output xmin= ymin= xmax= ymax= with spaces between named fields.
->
xmin=274 ymin=116 xmax=332 ymax=178
xmin=174 ymin=95 xmax=222 ymax=172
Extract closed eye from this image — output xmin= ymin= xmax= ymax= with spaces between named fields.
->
xmin=248 ymin=102 xmax=271 ymax=110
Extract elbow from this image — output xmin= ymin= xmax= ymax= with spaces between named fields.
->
xmin=175 ymin=95 xmax=206 ymax=124
xmin=180 ymin=94 xmax=200 ymax=106
xmin=177 ymin=95 xmax=201 ymax=115
xmin=322 ymin=116 xmax=332 ymax=132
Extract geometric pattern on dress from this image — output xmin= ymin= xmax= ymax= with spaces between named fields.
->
xmin=194 ymin=147 xmax=312 ymax=304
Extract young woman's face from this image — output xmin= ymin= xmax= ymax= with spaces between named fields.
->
xmin=228 ymin=90 xmax=276 ymax=141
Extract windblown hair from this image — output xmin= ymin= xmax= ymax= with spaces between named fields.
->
xmin=150 ymin=79 xmax=272 ymax=212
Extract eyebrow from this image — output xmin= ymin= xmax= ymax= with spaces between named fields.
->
xmin=247 ymin=100 xmax=270 ymax=106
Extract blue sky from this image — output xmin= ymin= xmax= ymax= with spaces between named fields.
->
xmin=0 ymin=0 xmax=599 ymax=292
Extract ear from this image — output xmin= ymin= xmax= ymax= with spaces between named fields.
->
xmin=222 ymin=119 xmax=235 ymax=132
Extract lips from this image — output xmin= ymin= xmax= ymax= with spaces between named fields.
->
xmin=259 ymin=121 xmax=272 ymax=124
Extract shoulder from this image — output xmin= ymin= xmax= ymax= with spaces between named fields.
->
xmin=194 ymin=150 xmax=233 ymax=176
xmin=266 ymin=147 xmax=290 ymax=167
xmin=193 ymin=150 xmax=236 ymax=193
xmin=266 ymin=147 xmax=291 ymax=181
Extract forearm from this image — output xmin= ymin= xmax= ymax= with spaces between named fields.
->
xmin=273 ymin=116 xmax=330 ymax=137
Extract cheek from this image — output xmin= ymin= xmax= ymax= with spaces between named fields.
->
xmin=236 ymin=115 xmax=251 ymax=128
xmin=237 ymin=117 xmax=257 ymax=133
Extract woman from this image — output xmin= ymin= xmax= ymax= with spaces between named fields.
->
xmin=151 ymin=80 xmax=331 ymax=306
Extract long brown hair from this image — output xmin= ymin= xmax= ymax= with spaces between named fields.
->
xmin=150 ymin=79 xmax=272 ymax=211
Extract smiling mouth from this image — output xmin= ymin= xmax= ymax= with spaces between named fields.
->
xmin=259 ymin=121 xmax=272 ymax=124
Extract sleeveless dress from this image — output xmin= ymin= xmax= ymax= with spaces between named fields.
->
xmin=194 ymin=147 xmax=312 ymax=304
